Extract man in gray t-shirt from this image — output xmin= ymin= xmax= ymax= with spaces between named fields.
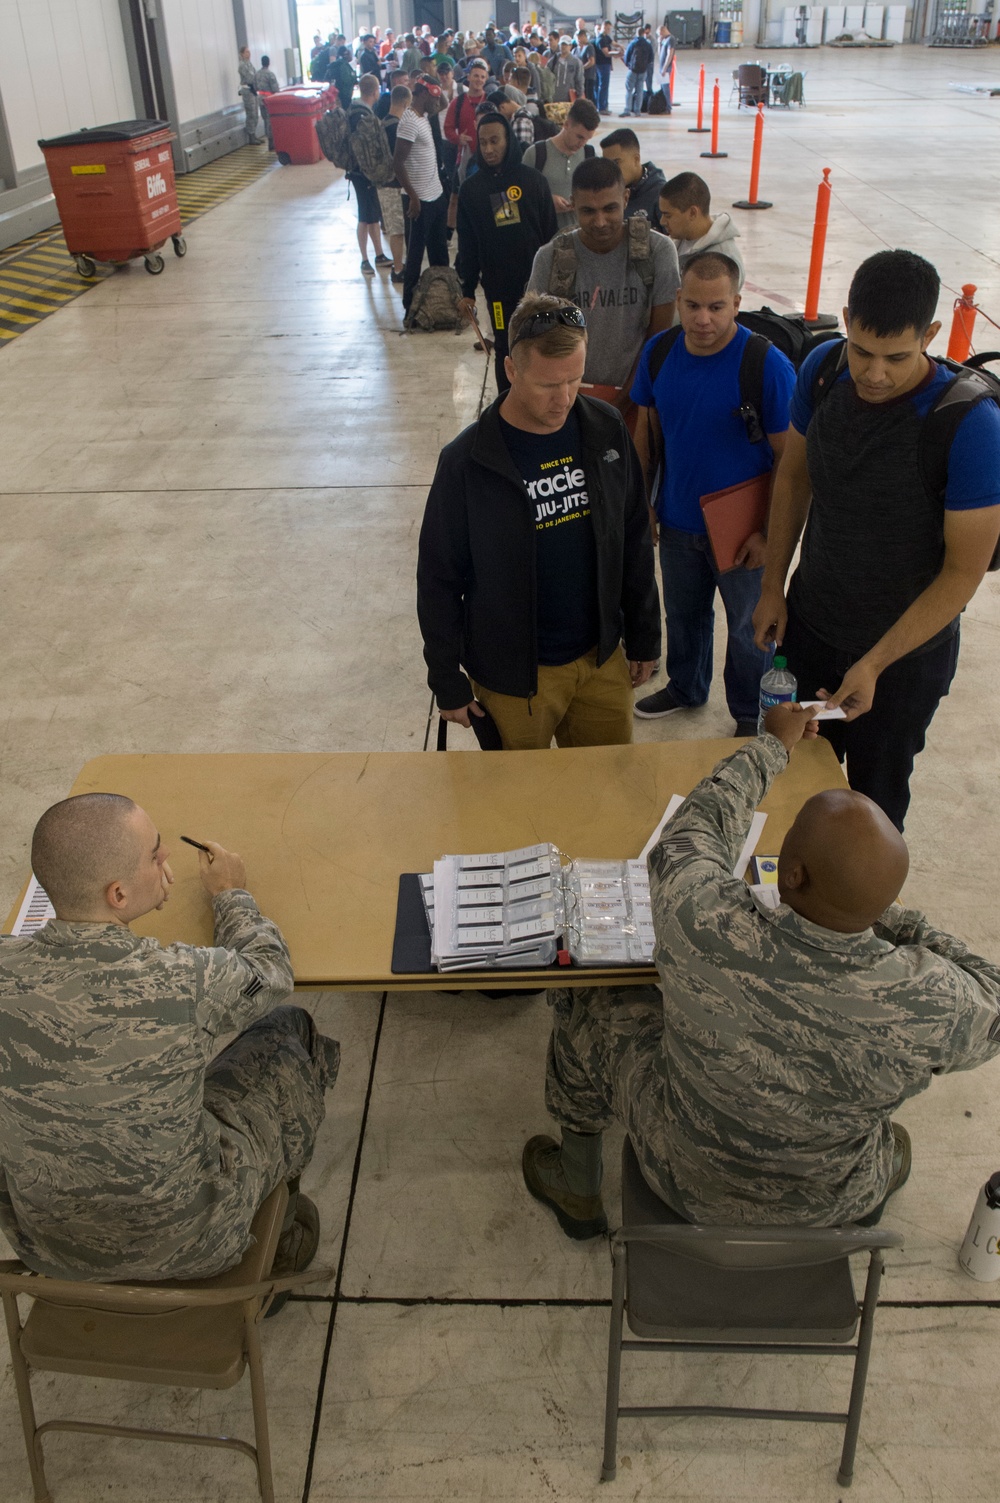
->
xmin=527 ymin=155 xmax=679 ymax=394
xmin=521 ymin=97 xmax=600 ymax=231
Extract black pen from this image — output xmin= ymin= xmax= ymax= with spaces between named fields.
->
xmin=180 ymin=835 xmax=213 ymax=857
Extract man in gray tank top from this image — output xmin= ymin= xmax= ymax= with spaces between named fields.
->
xmin=753 ymin=250 xmax=1000 ymax=829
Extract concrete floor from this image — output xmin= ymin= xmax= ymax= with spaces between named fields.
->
xmin=1 ymin=42 xmax=1000 ymax=1503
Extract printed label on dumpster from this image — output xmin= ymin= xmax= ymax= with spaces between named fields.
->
xmin=70 ymin=164 xmax=106 ymax=175
xmin=134 ymin=156 xmax=151 ymax=170
xmin=146 ymin=172 xmax=168 ymax=199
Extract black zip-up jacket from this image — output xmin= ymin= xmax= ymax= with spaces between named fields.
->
xmin=417 ymin=394 xmax=661 ymax=710
xmin=456 ymin=113 xmax=558 ymax=307
xmin=625 ymin=163 xmax=666 ymax=231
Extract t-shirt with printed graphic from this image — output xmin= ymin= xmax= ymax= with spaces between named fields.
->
xmin=498 ymin=408 xmax=599 ymax=666
xmin=527 ymin=229 xmax=681 ymax=388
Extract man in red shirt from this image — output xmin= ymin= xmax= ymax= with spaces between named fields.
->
xmin=444 ymin=58 xmax=489 ymax=166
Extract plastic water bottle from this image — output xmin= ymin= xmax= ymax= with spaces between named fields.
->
xmin=757 ymin=654 xmax=797 ymax=736
xmin=958 ymin=1172 xmax=1000 ymax=1282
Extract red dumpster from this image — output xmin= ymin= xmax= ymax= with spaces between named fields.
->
xmin=261 ymin=86 xmax=337 ymax=166
xmin=38 ymin=119 xmax=185 ymax=278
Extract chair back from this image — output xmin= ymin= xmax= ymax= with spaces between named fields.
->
xmin=738 ymin=64 xmax=766 ymax=87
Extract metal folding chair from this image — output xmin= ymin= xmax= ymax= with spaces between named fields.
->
xmin=1 ymin=1183 xmax=331 ymax=1503
xmin=602 ymin=1138 xmax=903 ymax=1487
xmin=736 ymin=63 xmax=768 ymax=107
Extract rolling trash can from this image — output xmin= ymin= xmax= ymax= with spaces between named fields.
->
xmin=38 ymin=119 xmax=186 ymax=278
xmin=260 ymin=86 xmax=337 ymax=166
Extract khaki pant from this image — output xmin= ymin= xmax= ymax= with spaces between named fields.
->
xmin=472 ymin=647 xmax=634 ymax=750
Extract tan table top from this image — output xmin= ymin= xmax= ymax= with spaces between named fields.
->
xmin=5 ymin=741 xmax=847 ymax=989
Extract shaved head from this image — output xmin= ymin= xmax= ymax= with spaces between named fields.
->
xmin=31 ymin=794 xmax=143 ymax=916
xmin=778 ymin=790 xmax=909 ymax=933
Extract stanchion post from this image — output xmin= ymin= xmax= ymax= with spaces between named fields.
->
xmin=669 ymin=52 xmax=678 ymax=107
xmin=700 ymin=78 xmax=728 ymax=158
xmin=733 ymin=105 xmax=772 ymax=210
xmin=947 ymin=285 xmax=978 ymax=362
xmin=688 ymin=64 xmax=710 ymax=132
xmin=803 ymin=167 xmax=834 ymax=326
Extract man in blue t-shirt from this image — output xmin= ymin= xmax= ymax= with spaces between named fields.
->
xmin=753 ymin=249 xmax=1000 ymax=830
xmin=631 ymin=252 xmax=796 ymax=734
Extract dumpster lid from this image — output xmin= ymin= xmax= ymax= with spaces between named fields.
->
xmin=38 ymin=120 xmax=171 ymax=147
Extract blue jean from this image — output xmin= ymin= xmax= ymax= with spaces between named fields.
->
xmin=624 ymin=69 xmax=644 ymax=113
xmin=658 ymin=527 xmax=770 ymax=723
xmin=596 ymin=65 xmax=611 ymax=110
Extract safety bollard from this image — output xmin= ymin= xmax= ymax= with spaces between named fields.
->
xmin=700 ymin=78 xmax=728 ymax=159
xmin=669 ymin=52 xmax=678 ymax=107
xmin=733 ymin=106 xmax=772 ymax=210
xmin=947 ymin=285 xmax=978 ymax=362
xmin=804 ymin=167 xmax=832 ymax=324
xmin=688 ymin=63 xmax=710 ymax=133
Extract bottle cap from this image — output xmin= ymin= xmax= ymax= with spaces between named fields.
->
xmin=773 ymin=655 xmax=787 ymax=670
xmin=986 ymin=1172 xmax=1000 ymax=1209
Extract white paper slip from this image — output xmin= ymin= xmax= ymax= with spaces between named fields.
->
xmin=799 ymin=700 xmax=847 ymax=721
xmin=9 ymin=876 xmax=55 ymax=936
xmin=749 ymin=883 xmax=782 ymax=910
xmin=506 ymin=843 xmax=552 ymax=866
xmin=457 ymin=886 xmax=504 ymax=907
xmin=459 ymin=852 xmax=505 ymax=871
xmin=639 ymin=794 xmax=685 ymax=860
xmin=733 ymin=811 xmax=768 ymax=881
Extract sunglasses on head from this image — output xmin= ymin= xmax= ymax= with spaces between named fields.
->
xmin=510 ymin=306 xmax=587 ymax=348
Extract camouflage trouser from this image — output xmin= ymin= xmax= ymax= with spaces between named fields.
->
xmin=545 ymin=984 xmax=690 ymax=1217
xmin=204 ymin=1004 xmax=339 ymax=1196
xmin=240 ymin=86 xmax=261 ymax=140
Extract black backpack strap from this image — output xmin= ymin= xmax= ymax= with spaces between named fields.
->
xmin=584 ymin=143 xmax=595 ymax=158
xmin=735 ymin=332 xmax=769 ymax=444
xmin=810 ymin=338 xmax=849 ymax=412
xmin=646 ymin=325 xmax=683 ymax=386
xmin=920 ymin=362 xmax=1000 ymax=571
xmin=535 ymin=140 xmax=547 ymax=172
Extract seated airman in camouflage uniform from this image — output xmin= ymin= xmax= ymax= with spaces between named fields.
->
xmin=0 ymin=793 xmax=339 ymax=1285
xmin=524 ymin=702 xmax=1000 ymax=1237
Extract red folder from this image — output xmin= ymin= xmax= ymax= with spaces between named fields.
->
xmin=699 ymin=472 xmax=771 ymax=573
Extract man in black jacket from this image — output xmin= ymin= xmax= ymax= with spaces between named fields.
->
xmin=457 ymin=112 xmax=558 ymax=394
xmin=599 ymin=126 xmax=665 ymax=230
xmin=417 ymin=292 xmax=661 ymax=750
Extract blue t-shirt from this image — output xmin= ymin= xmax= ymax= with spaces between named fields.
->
xmin=791 ymin=344 xmax=1000 ymax=511
xmin=630 ymin=323 xmax=796 ymax=534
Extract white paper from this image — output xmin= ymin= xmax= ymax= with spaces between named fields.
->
xmin=749 ymin=883 xmax=782 ymax=910
xmin=733 ymin=812 xmax=768 ymax=880
xmin=9 ymin=876 xmax=55 ymax=936
xmin=799 ymin=700 xmax=847 ymax=721
xmin=639 ymin=794 xmax=685 ymax=859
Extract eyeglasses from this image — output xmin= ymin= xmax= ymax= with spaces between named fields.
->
xmin=510 ymin=306 xmax=587 ymax=348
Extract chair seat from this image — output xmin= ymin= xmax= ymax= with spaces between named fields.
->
xmin=622 ymin=1145 xmax=860 ymax=1344
xmin=18 ymin=1183 xmax=287 ymax=1390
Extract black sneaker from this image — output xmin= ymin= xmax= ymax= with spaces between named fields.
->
xmin=634 ymin=686 xmax=685 ymax=720
xmin=374 ymin=253 xmax=393 ymax=268
xmin=390 ymin=270 xmax=405 ymax=286
xmin=360 ymin=259 xmax=375 ymax=275
xmin=734 ymin=720 xmax=759 ymax=738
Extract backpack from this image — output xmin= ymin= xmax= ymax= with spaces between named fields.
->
xmin=316 ymin=104 xmax=394 ymax=183
xmin=404 ymin=265 xmax=465 ymax=332
xmin=735 ymin=305 xmax=841 ymax=366
xmin=532 ymin=113 xmax=561 ymax=142
xmin=648 ymin=325 xmax=773 ymax=445
xmin=629 ymin=37 xmax=654 ymax=73
xmin=532 ymin=139 xmax=595 ymax=174
xmin=349 ymin=103 xmax=395 ymax=184
xmin=648 ymin=88 xmax=669 ymax=115
xmin=547 ymin=214 xmax=656 ymax=301
xmin=809 ymin=341 xmax=1000 ymax=570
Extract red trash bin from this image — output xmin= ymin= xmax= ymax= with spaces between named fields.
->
xmin=38 ymin=119 xmax=185 ymax=278
xmin=260 ymin=86 xmax=337 ymax=165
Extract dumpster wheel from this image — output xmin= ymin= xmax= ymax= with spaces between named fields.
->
xmin=75 ymin=255 xmax=97 ymax=279
xmin=172 ymin=235 xmax=187 ymax=258
xmin=144 ymin=253 xmax=166 ymax=275
xmin=277 ymin=151 xmax=292 ymax=166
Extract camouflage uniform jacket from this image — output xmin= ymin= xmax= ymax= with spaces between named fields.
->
xmin=0 ymin=890 xmax=295 ymax=1278
xmin=647 ymin=735 xmax=1000 ymax=1224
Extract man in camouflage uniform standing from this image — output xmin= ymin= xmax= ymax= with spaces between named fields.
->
xmin=255 ymin=54 xmax=281 ymax=152
xmin=0 ymin=793 xmax=338 ymax=1282
xmin=524 ymin=703 xmax=1000 ymax=1236
xmin=239 ymin=45 xmax=263 ymax=144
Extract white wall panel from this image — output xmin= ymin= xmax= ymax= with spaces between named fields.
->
xmin=244 ymin=0 xmax=295 ymax=84
xmin=161 ymin=0 xmax=239 ymax=125
xmin=0 ymin=0 xmax=134 ymax=174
